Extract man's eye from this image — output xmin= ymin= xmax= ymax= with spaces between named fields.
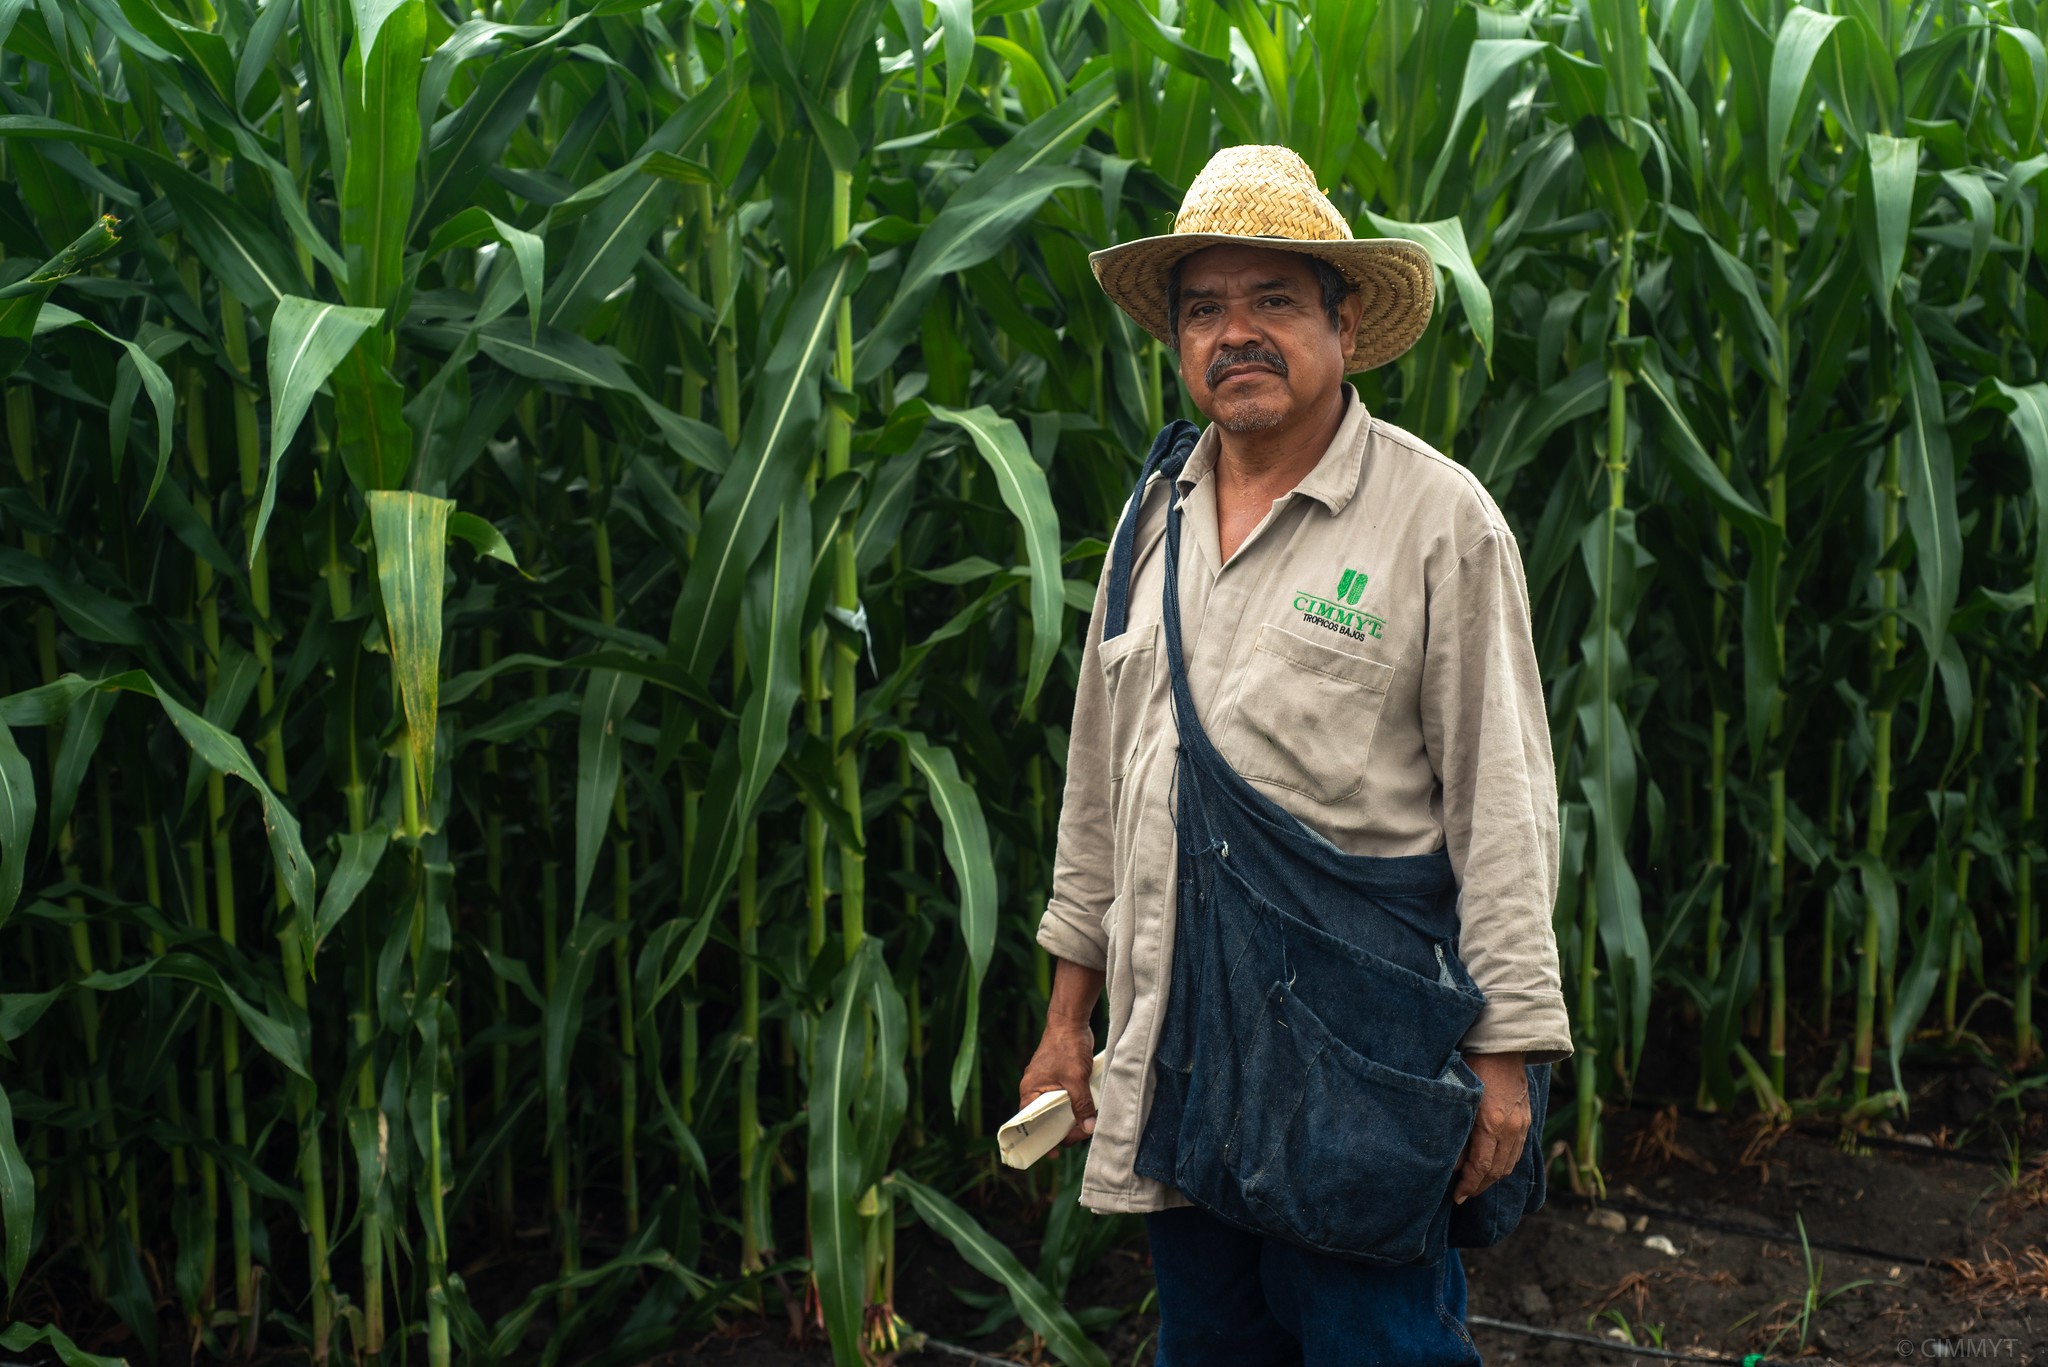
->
xmin=1262 ymin=295 xmax=1292 ymax=307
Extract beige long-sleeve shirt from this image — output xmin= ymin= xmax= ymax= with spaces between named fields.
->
xmin=1036 ymin=386 xmax=1573 ymax=1215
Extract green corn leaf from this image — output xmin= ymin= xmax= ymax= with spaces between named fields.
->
xmin=27 ymin=304 xmax=175 ymax=509
xmin=0 ymin=1083 xmax=30 ymax=1297
xmin=1629 ymin=349 xmax=1770 ymax=534
xmin=572 ymin=668 xmax=643 ymax=920
xmin=333 ymin=335 xmax=414 ymax=490
xmin=925 ymin=404 xmax=1064 ymax=707
xmin=886 ymin=1171 xmax=1111 ymax=1367
xmin=885 ymin=729 xmax=995 ymax=1115
xmin=1587 ymin=0 xmax=1650 ymax=136
xmin=1364 ymin=210 xmax=1494 ymax=367
xmin=76 ymin=953 xmax=312 ymax=1080
xmin=855 ymin=165 xmax=1091 ymax=385
xmin=736 ymin=489 xmax=809 ymax=828
xmin=1766 ymin=8 xmax=1842 ymax=185
xmin=340 ymin=0 xmax=426 ymax=311
xmin=670 ymin=245 xmax=865 ymax=678
xmin=0 ymin=123 xmax=305 ymax=315
xmin=0 ymin=212 xmax=121 ymax=312
xmin=0 ymin=671 xmax=313 ymax=925
xmin=1661 ymin=207 xmax=1783 ymax=388
xmin=447 ymin=511 xmax=522 ymax=571
xmin=236 ymin=0 xmax=295 ymax=111
xmin=807 ymin=938 xmax=906 ymax=1365
xmin=369 ymin=491 xmax=453 ymax=814
xmin=0 ymin=548 xmax=144 ymax=646
xmin=539 ymin=175 xmax=677 ymax=335
xmin=542 ymin=915 xmax=625 ymax=1152
xmin=1898 ymin=311 xmax=1960 ymax=668
xmin=44 ymin=675 xmax=112 ymax=846
xmin=348 ymin=0 xmax=411 ymax=65
xmin=0 ymin=719 xmax=31 ymax=932
xmin=417 ymin=42 xmax=565 ymax=231
xmin=1564 ymin=114 xmax=1648 ymax=234
xmin=934 ymin=0 xmax=973 ymax=119
xmin=1420 ymin=39 xmax=1546 ymax=215
xmin=1938 ymin=170 xmax=1994 ymax=300
xmin=1866 ymin=134 xmax=1919 ymax=322
xmin=475 ymin=321 xmax=730 ymax=472
xmin=0 ymin=1321 xmax=124 ymax=1367
xmin=1888 ymin=812 xmax=1956 ymax=1102
xmin=1995 ymin=25 xmax=2047 ymax=149
xmin=254 ymin=297 xmax=384 ymax=564
xmin=1993 ymin=380 xmax=2048 ymax=640
xmin=1466 ymin=362 xmax=1607 ymax=489
xmin=854 ymin=75 xmax=1113 ymax=383
xmin=1543 ymin=45 xmax=1607 ymax=127
xmin=1741 ymin=523 xmax=1786 ymax=763
xmin=314 ymin=824 xmax=392 ymax=951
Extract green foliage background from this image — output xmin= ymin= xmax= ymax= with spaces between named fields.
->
xmin=0 ymin=0 xmax=2045 ymax=1363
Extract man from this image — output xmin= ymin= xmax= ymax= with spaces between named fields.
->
xmin=1020 ymin=145 xmax=1572 ymax=1363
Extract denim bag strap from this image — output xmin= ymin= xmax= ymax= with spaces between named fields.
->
xmin=1102 ymin=419 xmax=1201 ymax=644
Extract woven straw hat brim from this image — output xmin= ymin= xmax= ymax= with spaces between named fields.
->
xmin=1088 ymin=232 xmax=1435 ymax=373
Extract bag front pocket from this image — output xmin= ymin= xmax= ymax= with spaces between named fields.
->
xmin=1266 ymin=896 xmax=1485 ymax=1080
xmin=1098 ymin=620 xmax=1161 ymax=781
xmin=1226 ymin=978 xmax=1481 ymax=1264
xmin=1216 ymin=622 xmax=1394 ymax=804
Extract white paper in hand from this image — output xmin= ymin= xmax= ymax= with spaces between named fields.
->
xmin=999 ymin=1050 xmax=1109 ymax=1170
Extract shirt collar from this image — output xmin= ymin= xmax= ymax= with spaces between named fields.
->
xmin=1174 ymin=384 xmax=1371 ymax=517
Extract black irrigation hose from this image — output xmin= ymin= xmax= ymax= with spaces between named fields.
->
xmin=1467 ymin=1314 xmax=1789 ymax=1364
xmin=915 ymin=1339 xmax=1036 ymax=1366
xmin=1548 ymin=1189 xmax=1943 ymax=1268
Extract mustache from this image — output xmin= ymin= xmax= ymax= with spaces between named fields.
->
xmin=1205 ymin=345 xmax=1288 ymax=389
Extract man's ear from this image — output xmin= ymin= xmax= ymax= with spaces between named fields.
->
xmin=1335 ymin=288 xmax=1366 ymax=355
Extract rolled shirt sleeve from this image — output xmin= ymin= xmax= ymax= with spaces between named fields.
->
xmin=1421 ymin=524 xmax=1574 ymax=1066
xmin=1036 ymin=559 xmax=1117 ymax=971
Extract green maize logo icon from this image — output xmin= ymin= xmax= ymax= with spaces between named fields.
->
xmin=1336 ymin=568 xmax=1369 ymax=606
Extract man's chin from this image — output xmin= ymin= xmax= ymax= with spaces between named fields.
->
xmin=1211 ymin=400 xmax=1286 ymax=433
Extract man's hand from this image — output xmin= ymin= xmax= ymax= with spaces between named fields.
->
xmin=1019 ymin=1021 xmax=1098 ymax=1148
xmin=1452 ymin=1050 xmax=1529 ymax=1205
xmin=1019 ymin=956 xmax=1107 ymax=1149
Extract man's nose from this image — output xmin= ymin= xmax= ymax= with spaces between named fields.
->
xmin=1217 ymin=299 xmax=1267 ymax=347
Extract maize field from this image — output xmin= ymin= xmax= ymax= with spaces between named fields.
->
xmin=0 ymin=0 xmax=2043 ymax=1361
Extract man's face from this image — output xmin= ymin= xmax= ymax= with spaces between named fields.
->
xmin=1172 ymin=244 xmax=1361 ymax=435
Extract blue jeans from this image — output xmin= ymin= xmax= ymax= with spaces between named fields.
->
xmin=1145 ymin=1204 xmax=1483 ymax=1366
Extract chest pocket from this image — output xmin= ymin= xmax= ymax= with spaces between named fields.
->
xmin=1217 ymin=622 xmax=1395 ymax=805
xmin=1099 ymin=620 xmax=1160 ymax=781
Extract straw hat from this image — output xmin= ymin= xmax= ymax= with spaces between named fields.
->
xmin=1089 ymin=145 xmax=1435 ymax=373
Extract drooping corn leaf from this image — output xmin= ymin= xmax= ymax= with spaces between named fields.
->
xmin=369 ymin=491 xmax=453 ymax=813
xmin=1994 ymin=380 xmax=2048 ymax=639
xmin=1766 ymin=8 xmax=1842 ymax=184
xmin=253 ymin=296 xmax=383 ymax=562
xmin=807 ymin=938 xmax=906 ymax=1365
xmin=572 ymin=668 xmax=643 ymax=920
xmin=924 ymin=403 xmax=1064 ymax=707
xmin=29 ymin=302 xmax=175 ymax=508
xmin=1365 ymin=210 xmax=1495 ymax=366
xmin=1897 ymin=310 xmax=1960 ymax=671
xmin=886 ymin=1171 xmax=1111 ymax=1367
xmin=0 ymin=719 xmax=31 ymax=933
xmin=884 ymin=729 xmax=994 ymax=1115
